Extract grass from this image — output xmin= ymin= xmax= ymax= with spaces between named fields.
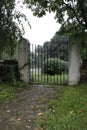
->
xmin=31 ymin=73 xmax=68 ymax=85
xmin=36 ymin=84 xmax=87 ymax=130
xmin=0 ymin=81 xmax=28 ymax=104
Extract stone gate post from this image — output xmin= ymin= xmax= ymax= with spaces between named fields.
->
xmin=68 ymin=41 xmax=80 ymax=85
xmin=18 ymin=37 xmax=30 ymax=83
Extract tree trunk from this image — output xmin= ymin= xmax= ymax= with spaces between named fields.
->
xmin=68 ymin=40 xmax=81 ymax=85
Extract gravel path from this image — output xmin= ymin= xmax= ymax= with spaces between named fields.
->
xmin=0 ymin=85 xmax=58 ymax=130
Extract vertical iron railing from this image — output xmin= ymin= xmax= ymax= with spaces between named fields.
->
xmin=47 ymin=45 xmax=48 ymax=83
xmin=49 ymin=45 xmax=51 ymax=84
xmin=43 ymin=45 xmax=45 ymax=83
xmin=35 ymin=45 xmax=37 ymax=81
xmin=30 ymin=43 xmax=68 ymax=85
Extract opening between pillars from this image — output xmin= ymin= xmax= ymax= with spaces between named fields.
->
xmin=29 ymin=43 xmax=68 ymax=85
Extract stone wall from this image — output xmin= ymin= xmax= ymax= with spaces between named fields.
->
xmin=80 ymin=59 xmax=87 ymax=83
xmin=0 ymin=60 xmax=20 ymax=82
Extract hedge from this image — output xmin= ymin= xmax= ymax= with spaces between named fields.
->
xmin=42 ymin=58 xmax=68 ymax=75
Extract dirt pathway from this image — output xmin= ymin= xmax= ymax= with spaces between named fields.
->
xmin=0 ymin=85 xmax=59 ymax=130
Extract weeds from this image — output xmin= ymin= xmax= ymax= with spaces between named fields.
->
xmin=37 ymin=84 xmax=87 ymax=130
xmin=0 ymin=81 xmax=28 ymax=104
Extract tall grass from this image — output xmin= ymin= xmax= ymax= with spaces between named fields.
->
xmin=36 ymin=84 xmax=87 ymax=130
xmin=31 ymin=73 xmax=68 ymax=85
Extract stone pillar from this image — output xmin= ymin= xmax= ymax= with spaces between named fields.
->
xmin=18 ymin=38 xmax=30 ymax=83
xmin=68 ymin=41 xmax=81 ymax=85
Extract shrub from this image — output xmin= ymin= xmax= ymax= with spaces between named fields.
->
xmin=42 ymin=58 xmax=68 ymax=75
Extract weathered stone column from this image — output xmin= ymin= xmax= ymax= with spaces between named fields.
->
xmin=68 ymin=40 xmax=81 ymax=85
xmin=18 ymin=37 xmax=30 ymax=83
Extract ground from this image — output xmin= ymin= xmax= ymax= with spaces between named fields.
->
xmin=0 ymin=85 xmax=59 ymax=130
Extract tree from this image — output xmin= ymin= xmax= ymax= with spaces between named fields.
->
xmin=25 ymin=0 xmax=87 ymax=29
xmin=49 ymin=33 xmax=68 ymax=60
xmin=0 ymin=0 xmax=29 ymax=58
xmin=25 ymin=0 xmax=87 ymax=85
xmin=41 ymin=34 xmax=68 ymax=60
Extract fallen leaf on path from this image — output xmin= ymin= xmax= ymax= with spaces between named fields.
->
xmin=30 ymin=105 xmax=34 ymax=108
xmin=28 ymin=120 xmax=31 ymax=122
xmin=37 ymin=112 xmax=43 ymax=116
xmin=25 ymin=125 xmax=31 ymax=128
xmin=16 ymin=117 xmax=21 ymax=121
xmin=6 ymin=110 xmax=11 ymax=113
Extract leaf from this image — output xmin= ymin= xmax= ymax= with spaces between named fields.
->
xmin=6 ymin=110 xmax=11 ymax=113
xmin=28 ymin=120 xmax=31 ymax=122
xmin=30 ymin=105 xmax=34 ymax=108
xmin=25 ymin=125 xmax=31 ymax=128
xmin=37 ymin=112 xmax=43 ymax=116
xmin=16 ymin=117 xmax=21 ymax=121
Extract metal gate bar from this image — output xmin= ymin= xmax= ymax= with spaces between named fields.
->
xmin=30 ymin=43 xmax=68 ymax=85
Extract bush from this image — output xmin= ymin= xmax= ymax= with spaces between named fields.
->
xmin=42 ymin=58 xmax=68 ymax=75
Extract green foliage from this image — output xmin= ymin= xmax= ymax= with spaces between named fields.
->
xmin=49 ymin=34 xmax=68 ymax=60
xmin=58 ymin=22 xmax=87 ymax=43
xmin=25 ymin=0 xmax=87 ymax=47
xmin=32 ymin=34 xmax=68 ymax=70
xmin=42 ymin=58 xmax=68 ymax=75
xmin=0 ymin=84 xmax=15 ymax=104
xmin=0 ymin=81 xmax=28 ymax=104
xmin=25 ymin=0 xmax=87 ymax=29
xmin=0 ymin=0 xmax=30 ymax=57
xmin=31 ymin=73 xmax=68 ymax=85
xmin=37 ymin=85 xmax=87 ymax=130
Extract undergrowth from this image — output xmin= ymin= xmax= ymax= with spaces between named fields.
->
xmin=36 ymin=84 xmax=87 ymax=130
xmin=0 ymin=81 xmax=28 ymax=104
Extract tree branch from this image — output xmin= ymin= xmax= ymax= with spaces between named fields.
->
xmin=78 ymin=0 xmax=87 ymax=28
xmin=63 ymin=2 xmax=86 ymax=28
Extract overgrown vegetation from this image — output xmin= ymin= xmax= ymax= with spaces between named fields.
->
xmin=36 ymin=84 xmax=87 ymax=130
xmin=0 ymin=0 xmax=30 ymax=58
xmin=31 ymin=73 xmax=68 ymax=85
xmin=0 ymin=81 xmax=28 ymax=104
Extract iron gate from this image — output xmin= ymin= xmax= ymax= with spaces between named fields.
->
xmin=30 ymin=42 xmax=68 ymax=85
